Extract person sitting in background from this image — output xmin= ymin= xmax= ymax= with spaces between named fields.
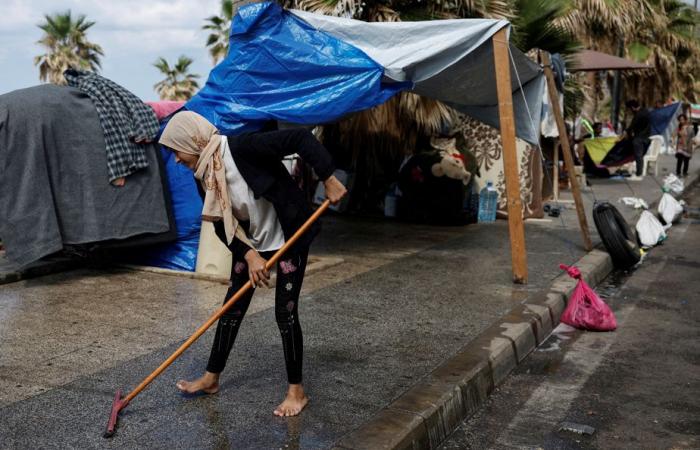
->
xmin=600 ymin=120 xmax=616 ymax=137
xmin=573 ymin=122 xmax=601 ymax=165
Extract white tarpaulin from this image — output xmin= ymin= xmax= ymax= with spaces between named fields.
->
xmin=291 ymin=10 xmax=545 ymax=144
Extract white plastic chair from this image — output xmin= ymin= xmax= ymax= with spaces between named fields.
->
xmin=643 ymin=135 xmax=663 ymax=176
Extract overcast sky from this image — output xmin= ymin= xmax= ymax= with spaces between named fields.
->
xmin=0 ymin=0 xmax=221 ymax=100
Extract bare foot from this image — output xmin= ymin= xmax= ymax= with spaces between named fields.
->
xmin=274 ymin=384 xmax=309 ymax=417
xmin=176 ymin=371 xmax=220 ymax=395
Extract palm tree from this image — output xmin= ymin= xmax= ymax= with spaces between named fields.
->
xmin=558 ymin=0 xmax=653 ymax=52
xmin=203 ymin=0 xmax=235 ymax=64
xmin=559 ymin=0 xmax=700 ymax=116
xmin=510 ymin=0 xmax=578 ymax=56
xmin=153 ymin=56 xmax=201 ymax=101
xmin=34 ymin=10 xmax=103 ymax=85
xmin=554 ymin=0 xmax=650 ymax=120
xmin=625 ymin=0 xmax=700 ymax=103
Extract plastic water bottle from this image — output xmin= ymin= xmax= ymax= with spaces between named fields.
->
xmin=478 ymin=181 xmax=498 ymax=223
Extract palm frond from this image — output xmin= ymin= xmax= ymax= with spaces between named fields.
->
xmin=511 ymin=0 xmax=580 ymax=55
xmin=434 ymin=0 xmax=513 ymax=19
xmin=34 ymin=10 xmax=102 ymax=83
xmin=203 ymin=0 xmax=238 ymax=64
xmin=564 ymin=76 xmax=585 ymax=118
xmin=153 ymin=55 xmax=200 ymax=100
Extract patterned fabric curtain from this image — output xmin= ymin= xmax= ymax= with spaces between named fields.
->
xmin=455 ymin=115 xmax=544 ymax=219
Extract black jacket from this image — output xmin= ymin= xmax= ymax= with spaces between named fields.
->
xmin=627 ymin=108 xmax=651 ymax=140
xmin=199 ymin=128 xmax=335 ymax=257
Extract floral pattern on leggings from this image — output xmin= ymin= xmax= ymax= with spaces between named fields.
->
xmin=206 ymin=248 xmax=308 ymax=384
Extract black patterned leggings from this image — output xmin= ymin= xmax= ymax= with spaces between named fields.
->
xmin=206 ymin=248 xmax=308 ymax=384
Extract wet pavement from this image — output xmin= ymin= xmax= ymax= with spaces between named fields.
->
xmin=0 ymin=154 xmax=697 ymax=449
xmin=0 ymin=219 xmax=583 ymax=449
xmin=440 ymin=178 xmax=700 ymax=449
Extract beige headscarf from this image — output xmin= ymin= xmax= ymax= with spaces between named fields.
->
xmin=159 ymin=111 xmax=250 ymax=246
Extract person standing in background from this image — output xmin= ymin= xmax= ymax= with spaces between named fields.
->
xmin=676 ymin=114 xmax=694 ymax=177
xmin=624 ymin=100 xmax=651 ymax=181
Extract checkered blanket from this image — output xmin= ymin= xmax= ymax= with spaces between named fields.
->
xmin=64 ymin=69 xmax=160 ymax=182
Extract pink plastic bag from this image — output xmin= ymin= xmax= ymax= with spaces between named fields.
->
xmin=559 ymin=264 xmax=617 ymax=331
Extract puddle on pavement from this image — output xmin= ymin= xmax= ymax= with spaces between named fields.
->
xmin=510 ymin=286 xmax=531 ymax=304
xmin=281 ymin=416 xmax=302 ymax=450
xmin=684 ymin=207 xmax=700 ymax=222
xmin=595 ymin=270 xmax=632 ymax=302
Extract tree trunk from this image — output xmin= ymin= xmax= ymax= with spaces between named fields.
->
xmin=233 ymin=0 xmax=260 ymax=15
xmin=580 ymin=72 xmax=597 ymax=123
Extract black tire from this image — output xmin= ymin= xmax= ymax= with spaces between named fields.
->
xmin=592 ymin=202 xmax=642 ymax=269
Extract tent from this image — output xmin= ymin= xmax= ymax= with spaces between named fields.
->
xmin=175 ymin=2 xmax=549 ymax=282
xmin=186 ymin=2 xmax=545 ymax=145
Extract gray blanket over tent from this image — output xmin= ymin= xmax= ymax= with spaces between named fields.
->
xmin=0 ymin=85 xmax=171 ymax=267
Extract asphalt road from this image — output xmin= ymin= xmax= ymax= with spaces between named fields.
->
xmin=441 ymin=180 xmax=700 ymax=450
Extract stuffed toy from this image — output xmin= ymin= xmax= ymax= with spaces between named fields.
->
xmin=430 ymin=136 xmax=480 ymax=179
xmin=431 ymin=150 xmax=471 ymax=185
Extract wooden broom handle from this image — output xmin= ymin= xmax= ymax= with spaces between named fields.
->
xmin=122 ymin=200 xmax=331 ymax=405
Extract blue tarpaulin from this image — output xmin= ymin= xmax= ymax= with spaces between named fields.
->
xmin=650 ymin=102 xmax=682 ymax=152
xmin=187 ymin=2 xmax=544 ymax=143
xmin=186 ymin=2 xmax=409 ymax=134
xmin=134 ymin=147 xmax=202 ymax=271
xmin=650 ymin=102 xmax=681 ymax=136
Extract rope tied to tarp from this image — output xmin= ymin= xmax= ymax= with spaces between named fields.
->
xmin=508 ymin=48 xmax=579 ymax=261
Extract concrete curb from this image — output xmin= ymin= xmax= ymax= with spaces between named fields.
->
xmin=332 ymin=249 xmax=614 ymax=450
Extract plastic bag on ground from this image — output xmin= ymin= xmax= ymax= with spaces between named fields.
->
xmin=635 ymin=210 xmax=667 ymax=248
xmin=619 ymin=197 xmax=648 ymax=209
xmin=559 ymin=264 xmax=617 ymax=331
xmin=663 ymin=174 xmax=684 ymax=195
xmin=658 ymin=192 xmax=684 ymax=225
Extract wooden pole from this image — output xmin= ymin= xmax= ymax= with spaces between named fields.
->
xmin=492 ymin=28 xmax=527 ymax=284
xmin=553 ymin=138 xmax=560 ymax=200
xmin=541 ymin=52 xmax=594 ymax=251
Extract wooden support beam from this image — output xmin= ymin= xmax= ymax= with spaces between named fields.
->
xmin=553 ymin=138 xmax=559 ymax=200
xmin=492 ymin=28 xmax=527 ymax=284
xmin=541 ymin=52 xmax=594 ymax=251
